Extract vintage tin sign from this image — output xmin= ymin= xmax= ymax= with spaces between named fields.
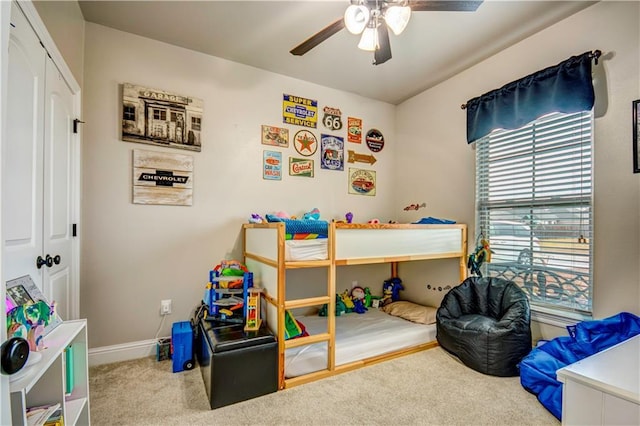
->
xmin=261 ymin=125 xmax=289 ymax=147
xmin=293 ymin=130 xmax=318 ymax=156
xmin=320 ymin=134 xmax=344 ymax=171
xmin=282 ymin=94 xmax=317 ymax=128
xmin=289 ymin=157 xmax=314 ymax=178
xmin=365 ymin=128 xmax=385 ymax=152
xmin=322 ymin=106 xmax=343 ymax=131
xmin=133 ymin=149 xmax=193 ymax=206
xmin=348 ymin=168 xmax=376 ymax=196
xmin=347 ymin=117 xmax=362 ymax=143
xmin=263 ymin=150 xmax=282 ymax=180
xmin=347 ymin=149 xmax=377 ymax=165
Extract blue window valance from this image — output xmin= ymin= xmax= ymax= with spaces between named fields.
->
xmin=465 ymin=51 xmax=598 ymax=144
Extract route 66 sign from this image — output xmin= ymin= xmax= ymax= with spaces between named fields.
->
xmin=322 ymin=106 xmax=343 ymax=131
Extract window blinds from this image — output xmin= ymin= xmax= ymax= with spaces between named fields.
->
xmin=476 ymin=110 xmax=593 ymax=314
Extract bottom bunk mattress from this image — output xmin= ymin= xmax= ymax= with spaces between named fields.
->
xmin=285 ymin=308 xmax=436 ymax=378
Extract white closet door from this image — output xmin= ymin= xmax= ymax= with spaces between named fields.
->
xmin=43 ymin=56 xmax=74 ymax=320
xmin=2 ymin=4 xmax=45 ymax=290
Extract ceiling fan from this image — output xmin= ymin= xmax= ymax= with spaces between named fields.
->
xmin=290 ymin=0 xmax=483 ymax=65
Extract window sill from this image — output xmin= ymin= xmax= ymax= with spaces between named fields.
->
xmin=531 ymin=305 xmax=592 ymax=328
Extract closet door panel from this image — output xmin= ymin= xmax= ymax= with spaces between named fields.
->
xmin=3 ymin=5 xmax=45 ymax=288
xmin=43 ymin=56 xmax=74 ymax=318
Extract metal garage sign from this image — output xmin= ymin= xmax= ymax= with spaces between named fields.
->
xmin=365 ymin=128 xmax=385 ymax=152
xmin=283 ymin=94 xmax=317 ymax=128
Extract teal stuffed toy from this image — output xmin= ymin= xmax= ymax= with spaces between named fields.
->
xmin=319 ymin=294 xmax=347 ymax=316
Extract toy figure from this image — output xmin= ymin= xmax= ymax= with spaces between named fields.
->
xmin=248 ymin=213 xmax=264 ymax=223
xmin=364 ymin=287 xmax=372 ymax=308
xmin=345 ymin=212 xmax=353 ymax=223
xmin=467 ymin=238 xmax=493 ymax=277
xmin=7 ymin=300 xmax=56 ymax=351
xmin=381 ymin=278 xmax=404 ymax=306
xmin=303 ymin=208 xmax=320 ymax=220
xmin=340 ymin=289 xmax=355 ymax=311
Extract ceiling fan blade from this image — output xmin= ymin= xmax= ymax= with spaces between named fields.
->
xmin=373 ymin=23 xmax=392 ymax=66
xmin=290 ymin=18 xmax=345 ymax=56
xmin=409 ymin=0 xmax=483 ymax=12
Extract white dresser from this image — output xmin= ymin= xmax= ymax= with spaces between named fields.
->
xmin=557 ymin=334 xmax=640 ymax=425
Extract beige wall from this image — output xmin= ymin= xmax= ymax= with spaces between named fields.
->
xmin=81 ymin=23 xmax=398 ymax=348
xmin=32 ymin=1 xmax=84 ymax=88
xmin=37 ymin=1 xmax=639 ymax=348
xmin=397 ymin=1 xmax=640 ymax=339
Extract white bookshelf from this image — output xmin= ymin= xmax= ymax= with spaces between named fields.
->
xmin=9 ymin=320 xmax=90 ymax=425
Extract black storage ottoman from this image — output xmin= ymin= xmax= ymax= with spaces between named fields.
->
xmin=198 ymin=320 xmax=278 ymax=409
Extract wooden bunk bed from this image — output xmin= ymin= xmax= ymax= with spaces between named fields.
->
xmin=243 ymin=221 xmax=468 ymax=390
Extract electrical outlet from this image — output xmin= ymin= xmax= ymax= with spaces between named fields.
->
xmin=161 ymin=299 xmax=172 ymax=315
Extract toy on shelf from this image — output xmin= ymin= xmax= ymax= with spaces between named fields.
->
xmin=244 ymin=287 xmax=263 ymax=331
xmin=7 ymin=300 xmax=56 ymax=351
xmin=345 ymin=212 xmax=353 ymax=223
xmin=205 ymin=260 xmax=254 ymax=324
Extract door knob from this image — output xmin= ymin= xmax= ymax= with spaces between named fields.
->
xmin=36 ymin=255 xmax=47 ymax=269
xmin=36 ymin=254 xmax=56 ymax=269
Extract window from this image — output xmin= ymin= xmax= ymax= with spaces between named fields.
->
xmin=476 ymin=110 xmax=593 ymax=316
xmin=153 ymin=109 xmax=167 ymax=121
xmin=123 ymin=105 xmax=136 ymax=121
xmin=191 ymin=116 xmax=201 ymax=131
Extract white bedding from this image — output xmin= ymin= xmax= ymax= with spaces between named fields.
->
xmin=285 ymin=308 xmax=436 ymax=378
xmin=285 ymin=239 xmax=328 ymax=261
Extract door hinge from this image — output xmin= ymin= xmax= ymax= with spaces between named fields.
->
xmin=73 ymin=119 xmax=85 ymax=134
xmin=72 ymin=223 xmax=77 ymax=237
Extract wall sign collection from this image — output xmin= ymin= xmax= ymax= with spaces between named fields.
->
xmin=260 ymin=92 xmax=383 ymax=196
xmin=121 ymin=85 xmax=384 ymax=204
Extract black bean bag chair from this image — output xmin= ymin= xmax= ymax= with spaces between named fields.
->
xmin=436 ymin=276 xmax=532 ymax=376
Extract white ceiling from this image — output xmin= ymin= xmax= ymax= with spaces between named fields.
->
xmin=78 ymin=1 xmax=595 ymax=105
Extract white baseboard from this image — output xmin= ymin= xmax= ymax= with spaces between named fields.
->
xmin=88 ymin=338 xmax=167 ymax=366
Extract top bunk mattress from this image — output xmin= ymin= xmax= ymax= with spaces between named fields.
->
xmin=285 ymin=308 xmax=436 ymax=378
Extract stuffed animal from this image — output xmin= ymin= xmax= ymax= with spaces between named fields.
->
xmin=248 ymin=213 xmax=264 ymax=223
xmin=353 ymin=298 xmax=367 ymax=314
xmin=340 ymin=289 xmax=355 ymax=311
xmin=319 ymin=294 xmax=347 ymax=317
xmin=364 ymin=287 xmax=372 ymax=308
xmin=303 ymin=208 xmax=320 ymax=220
xmin=381 ymin=278 xmax=404 ymax=306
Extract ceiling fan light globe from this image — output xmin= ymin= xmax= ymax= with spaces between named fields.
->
xmin=357 ymin=27 xmax=379 ymax=52
xmin=384 ymin=5 xmax=411 ymax=35
xmin=344 ymin=5 xmax=370 ymax=34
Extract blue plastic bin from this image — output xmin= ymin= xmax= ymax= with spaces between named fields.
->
xmin=171 ymin=321 xmax=195 ymax=373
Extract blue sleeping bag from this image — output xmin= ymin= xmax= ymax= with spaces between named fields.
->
xmin=519 ymin=312 xmax=640 ymax=420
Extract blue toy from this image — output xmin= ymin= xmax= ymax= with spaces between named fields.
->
xmin=381 ymin=278 xmax=404 ymax=306
xmin=353 ymin=298 xmax=367 ymax=314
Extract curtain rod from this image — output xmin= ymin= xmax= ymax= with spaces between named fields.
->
xmin=460 ymin=50 xmax=602 ymax=110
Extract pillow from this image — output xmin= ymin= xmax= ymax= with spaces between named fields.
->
xmin=382 ymin=301 xmax=437 ymax=325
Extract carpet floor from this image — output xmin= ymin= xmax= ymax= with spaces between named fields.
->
xmin=88 ymin=347 xmax=558 ymax=426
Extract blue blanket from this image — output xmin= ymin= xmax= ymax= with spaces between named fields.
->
xmin=519 ymin=312 xmax=640 ymax=420
xmin=265 ymin=215 xmax=329 ymax=237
